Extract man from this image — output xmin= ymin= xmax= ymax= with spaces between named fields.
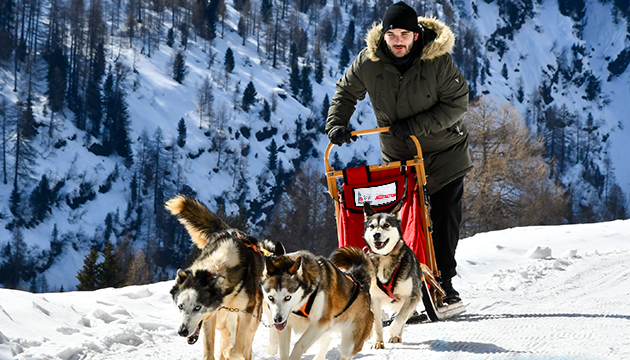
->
xmin=325 ymin=1 xmax=471 ymax=304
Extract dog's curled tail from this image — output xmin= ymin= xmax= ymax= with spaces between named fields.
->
xmin=165 ymin=195 xmax=230 ymax=249
xmin=330 ymin=246 xmax=374 ymax=288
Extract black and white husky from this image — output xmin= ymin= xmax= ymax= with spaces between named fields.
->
xmin=167 ymin=195 xmax=278 ymax=360
xmin=362 ymin=202 xmax=424 ymax=349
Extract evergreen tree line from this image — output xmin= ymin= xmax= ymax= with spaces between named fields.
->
xmin=526 ymin=87 xmax=628 ymax=223
xmin=0 ymin=225 xmax=60 ymax=290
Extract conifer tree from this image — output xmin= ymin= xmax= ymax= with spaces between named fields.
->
xmin=267 ymin=138 xmax=278 ymax=171
xmin=260 ymin=99 xmax=271 ymax=122
xmin=321 ymin=93 xmax=330 ymax=121
xmin=96 ymin=241 xmax=119 ymax=288
xmin=9 ymin=186 xmax=21 ymax=219
xmin=242 ymin=81 xmax=257 ymax=111
xmin=173 ymin=51 xmax=187 ymax=84
xmin=113 ymin=90 xmax=134 ymax=166
xmin=76 ymin=248 xmax=100 ymax=291
xmin=237 ymin=15 xmax=247 ymax=46
xmin=2 ymin=227 xmax=29 ymax=288
xmin=261 ymin=0 xmax=273 ymax=24
xmin=85 ymin=42 xmax=106 ymax=138
xmin=166 ymin=27 xmax=175 ymax=47
xmin=339 ymin=45 xmax=350 ymax=71
xmin=19 ymin=95 xmax=38 ymax=141
xmin=29 ymin=175 xmax=53 ymax=223
xmin=501 ymin=63 xmax=508 ymax=80
xmin=177 ymin=118 xmax=187 ymax=148
xmin=13 ymin=98 xmax=38 ymax=204
xmin=179 ymin=22 xmax=189 ymax=50
xmin=343 ymin=20 xmax=355 ymax=51
xmin=45 ymin=46 xmax=68 ymax=119
xmin=315 ymin=59 xmax=324 ymax=84
xmin=300 ymin=66 xmax=313 ymax=106
xmin=85 ymin=76 xmax=103 ymax=137
xmin=224 ymin=47 xmax=235 ymax=73
xmin=290 ymin=65 xmax=301 ymax=97
xmin=103 ymin=66 xmax=134 ymax=166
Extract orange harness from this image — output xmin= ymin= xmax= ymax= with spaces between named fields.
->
xmin=376 ymin=260 xmax=402 ymax=301
xmin=293 ymin=273 xmax=360 ymax=319
xmin=242 ymin=242 xmax=262 ymax=256
xmin=293 ymin=286 xmax=319 ymax=318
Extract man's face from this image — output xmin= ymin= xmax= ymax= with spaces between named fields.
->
xmin=384 ymin=29 xmax=419 ymax=58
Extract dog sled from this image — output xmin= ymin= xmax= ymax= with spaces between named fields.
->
xmin=324 ymin=127 xmax=466 ymax=322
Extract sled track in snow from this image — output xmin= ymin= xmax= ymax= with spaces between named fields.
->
xmin=453 ymin=312 xmax=630 ymax=322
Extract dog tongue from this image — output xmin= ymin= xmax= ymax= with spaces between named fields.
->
xmin=375 ymin=241 xmax=384 ymax=248
xmin=274 ymin=320 xmax=287 ymax=331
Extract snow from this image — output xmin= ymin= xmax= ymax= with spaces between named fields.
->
xmin=1 ymin=220 xmax=629 ymax=359
xmin=1 ymin=0 xmax=630 ymax=293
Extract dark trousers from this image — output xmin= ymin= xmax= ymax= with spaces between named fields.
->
xmin=429 ymin=176 xmax=464 ymax=281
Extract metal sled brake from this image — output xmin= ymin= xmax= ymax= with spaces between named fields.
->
xmin=324 ymin=127 xmax=465 ymax=322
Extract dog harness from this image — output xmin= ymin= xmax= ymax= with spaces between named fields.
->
xmin=334 ymin=273 xmax=361 ymax=318
xmin=376 ymin=259 xmax=402 ymax=301
xmin=292 ymin=273 xmax=361 ymax=319
xmin=293 ymin=286 xmax=319 ymax=318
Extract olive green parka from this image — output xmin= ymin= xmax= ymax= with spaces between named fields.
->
xmin=325 ymin=17 xmax=472 ymax=194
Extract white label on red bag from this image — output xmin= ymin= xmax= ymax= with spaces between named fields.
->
xmin=353 ymin=181 xmax=397 ymax=207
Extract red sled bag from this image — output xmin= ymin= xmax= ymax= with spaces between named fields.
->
xmin=337 ymin=165 xmax=427 ymax=265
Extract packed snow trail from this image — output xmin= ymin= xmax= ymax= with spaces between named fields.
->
xmin=1 ymin=220 xmax=629 ymax=359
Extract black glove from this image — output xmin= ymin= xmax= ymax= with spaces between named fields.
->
xmin=328 ymin=126 xmax=356 ymax=146
xmin=389 ymin=119 xmax=412 ymax=140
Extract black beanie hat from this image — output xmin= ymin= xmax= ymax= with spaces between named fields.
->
xmin=382 ymin=1 xmax=421 ymax=33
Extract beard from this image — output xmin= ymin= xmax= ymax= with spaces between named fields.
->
xmin=386 ymin=43 xmax=413 ymax=57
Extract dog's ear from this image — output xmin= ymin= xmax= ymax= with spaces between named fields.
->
xmin=194 ymin=269 xmax=215 ymax=286
xmin=264 ymin=256 xmax=277 ymax=274
xmin=391 ymin=202 xmax=402 ymax=219
xmin=363 ymin=202 xmax=376 ymax=218
xmin=288 ymin=257 xmax=302 ymax=276
xmin=176 ymin=268 xmax=191 ymax=284
xmin=274 ymin=241 xmax=286 ymax=256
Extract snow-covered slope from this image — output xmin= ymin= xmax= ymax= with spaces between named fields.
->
xmin=1 ymin=220 xmax=629 ymax=359
xmin=471 ymin=0 xmax=630 ymax=197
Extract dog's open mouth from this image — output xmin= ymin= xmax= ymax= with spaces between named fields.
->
xmin=373 ymin=239 xmax=389 ymax=250
xmin=274 ymin=320 xmax=288 ymax=331
xmin=187 ymin=321 xmax=203 ymax=345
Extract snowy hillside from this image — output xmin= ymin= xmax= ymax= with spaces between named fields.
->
xmin=1 ymin=220 xmax=629 ymax=359
xmin=460 ymin=0 xmax=630 ymax=217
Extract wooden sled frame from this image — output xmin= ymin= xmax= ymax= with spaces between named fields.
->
xmin=324 ymin=127 xmax=465 ymax=321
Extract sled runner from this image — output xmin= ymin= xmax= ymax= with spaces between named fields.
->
xmin=324 ymin=127 xmax=465 ymax=321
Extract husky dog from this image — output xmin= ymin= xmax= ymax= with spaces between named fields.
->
xmin=167 ymin=195 xmax=276 ymax=360
xmin=261 ymin=246 xmax=374 ymax=360
xmin=362 ymin=202 xmax=424 ymax=349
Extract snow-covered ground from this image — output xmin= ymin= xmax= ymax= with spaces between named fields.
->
xmin=1 ymin=220 xmax=629 ymax=360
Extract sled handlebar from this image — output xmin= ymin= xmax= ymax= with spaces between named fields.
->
xmin=324 ymin=127 xmax=423 ymax=174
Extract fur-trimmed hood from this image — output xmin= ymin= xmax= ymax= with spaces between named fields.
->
xmin=365 ymin=16 xmax=455 ymax=62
